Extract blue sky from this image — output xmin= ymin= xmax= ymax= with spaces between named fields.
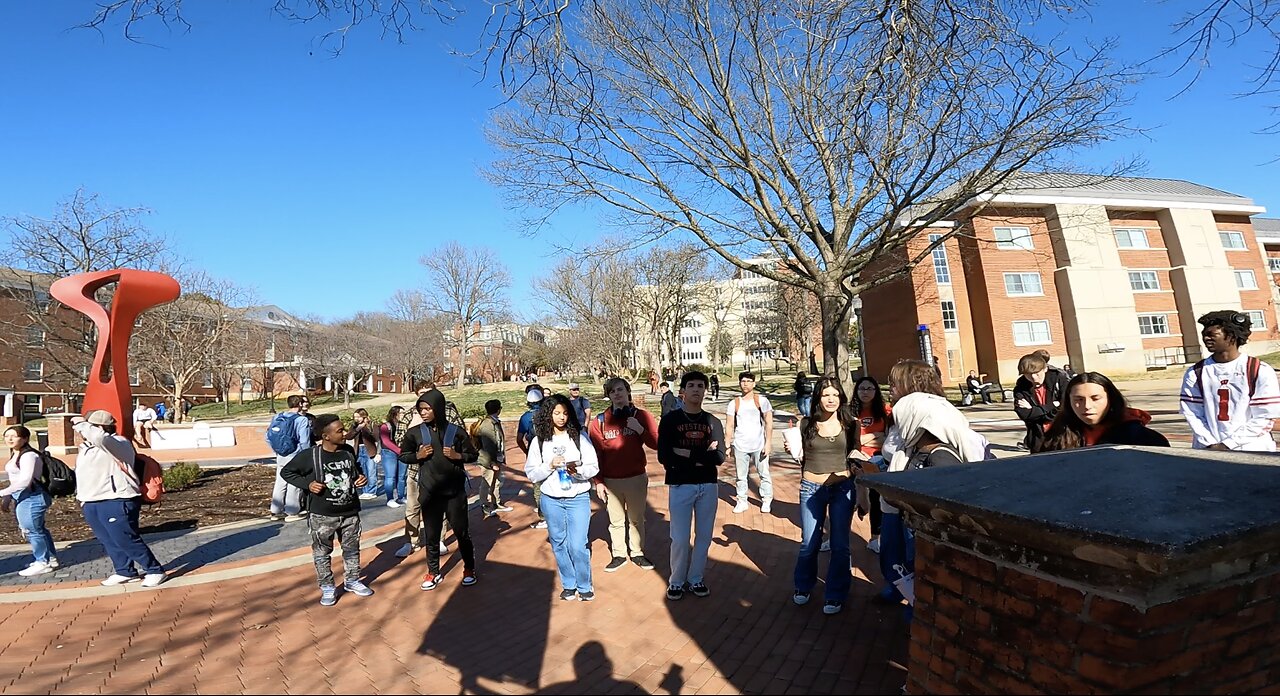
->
xmin=0 ymin=1 xmax=1276 ymax=321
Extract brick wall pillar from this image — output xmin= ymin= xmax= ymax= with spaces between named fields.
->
xmin=45 ymin=413 xmax=79 ymax=456
xmin=867 ymin=446 xmax=1280 ymax=694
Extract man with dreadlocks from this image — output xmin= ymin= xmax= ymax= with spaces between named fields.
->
xmin=1180 ymin=310 xmax=1280 ymax=452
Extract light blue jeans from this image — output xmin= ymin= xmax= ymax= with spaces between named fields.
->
xmin=358 ymin=448 xmax=380 ymax=495
xmin=668 ymin=483 xmax=719 ymax=587
xmin=14 ymin=487 xmax=56 ymax=564
xmin=381 ymin=448 xmax=406 ymax=503
xmin=541 ymin=491 xmax=593 ymax=593
xmin=734 ymin=447 xmax=773 ymax=503
xmin=794 ymin=478 xmax=854 ymax=602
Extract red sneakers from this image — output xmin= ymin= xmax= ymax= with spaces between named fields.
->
xmin=420 ymin=574 xmax=440 ymax=591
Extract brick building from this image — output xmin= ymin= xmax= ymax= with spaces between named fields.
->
xmin=861 ymin=175 xmax=1277 ymax=385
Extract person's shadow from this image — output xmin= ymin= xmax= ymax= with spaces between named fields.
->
xmin=540 ymin=641 xmax=647 ymax=695
xmin=164 ymin=523 xmax=282 ymax=578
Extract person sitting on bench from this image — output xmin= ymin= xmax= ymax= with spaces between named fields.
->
xmin=965 ymin=371 xmax=994 ymax=405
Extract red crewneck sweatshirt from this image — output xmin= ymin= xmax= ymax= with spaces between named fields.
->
xmin=588 ymin=406 xmax=660 ymax=479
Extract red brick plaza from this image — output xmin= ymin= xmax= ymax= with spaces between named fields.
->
xmin=0 ymin=445 xmax=908 ymax=695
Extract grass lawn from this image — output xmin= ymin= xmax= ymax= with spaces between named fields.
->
xmin=190 ymin=394 xmax=376 ymax=421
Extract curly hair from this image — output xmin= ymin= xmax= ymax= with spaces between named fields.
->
xmin=1198 ymin=310 xmax=1252 ymax=347
xmin=532 ymin=393 xmax=581 ymax=448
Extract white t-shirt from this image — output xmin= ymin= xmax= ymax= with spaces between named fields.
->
xmin=728 ymin=393 xmax=772 ymax=452
xmin=1179 ymin=354 xmax=1280 ymax=451
xmin=133 ymin=407 xmax=156 ymax=423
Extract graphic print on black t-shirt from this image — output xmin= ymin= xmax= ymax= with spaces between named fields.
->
xmin=313 ymin=447 xmax=359 ymax=514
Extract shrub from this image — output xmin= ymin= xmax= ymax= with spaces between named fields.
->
xmin=163 ymin=461 xmax=202 ymax=491
xmin=459 ymin=405 xmax=487 ymax=420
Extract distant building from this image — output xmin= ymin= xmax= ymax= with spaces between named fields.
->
xmin=861 ymin=174 xmax=1277 ymax=384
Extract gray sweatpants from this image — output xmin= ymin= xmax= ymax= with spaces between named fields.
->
xmin=308 ymin=512 xmax=362 ymax=588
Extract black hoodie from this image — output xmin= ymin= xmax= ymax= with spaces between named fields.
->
xmin=397 ymin=389 xmax=478 ymax=499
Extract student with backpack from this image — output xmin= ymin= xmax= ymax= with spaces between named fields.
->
xmin=472 ymin=399 xmax=513 ymax=518
xmin=266 ymin=395 xmax=314 ymax=521
xmin=70 ymin=410 xmax=167 ymax=588
xmin=726 ymin=371 xmax=775 ymax=514
xmin=1180 ymin=310 xmax=1280 ymax=452
xmin=1 ymin=425 xmax=60 ymax=577
xmin=281 ymin=414 xmax=374 ymax=606
xmin=400 ymin=389 xmax=481 ymax=591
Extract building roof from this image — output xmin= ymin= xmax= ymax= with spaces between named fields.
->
xmin=1253 ymin=217 xmax=1280 ymax=241
xmin=974 ymin=172 xmax=1265 ymax=215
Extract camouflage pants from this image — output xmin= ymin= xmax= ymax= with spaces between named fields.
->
xmin=308 ymin=512 xmax=362 ymax=588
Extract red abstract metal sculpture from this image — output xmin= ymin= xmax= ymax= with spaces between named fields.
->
xmin=49 ymin=270 xmax=181 ymax=440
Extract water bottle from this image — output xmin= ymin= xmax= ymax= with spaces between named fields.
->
xmin=553 ymin=445 xmax=572 ymax=491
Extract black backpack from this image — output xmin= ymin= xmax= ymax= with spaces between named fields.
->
xmin=38 ymin=450 xmax=76 ymax=497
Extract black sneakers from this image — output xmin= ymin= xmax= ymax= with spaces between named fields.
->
xmin=559 ymin=589 xmax=578 ymax=601
xmin=689 ymin=583 xmax=710 ymax=598
xmin=666 ymin=584 xmax=685 ymax=601
xmin=604 ymin=557 xmax=628 ymax=572
xmin=631 ymin=555 xmax=655 ymax=570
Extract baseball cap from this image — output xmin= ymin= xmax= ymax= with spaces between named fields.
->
xmin=526 ymin=387 xmax=545 ymax=403
xmin=86 ymin=410 xmax=117 ymax=426
xmin=568 ymin=383 xmax=580 ymax=390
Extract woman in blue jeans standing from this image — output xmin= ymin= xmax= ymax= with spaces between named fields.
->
xmin=524 ymin=394 xmax=600 ymax=601
xmin=1 ymin=426 xmax=59 ymax=577
xmin=379 ymin=406 xmax=405 ymax=506
xmin=785 ymin=377 xmax=861 ymax=615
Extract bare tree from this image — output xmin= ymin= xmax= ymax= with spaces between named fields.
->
xmin=700 ymin=279 xmax=744 ymax=373
xmin=533 ymin=252 xmax=636 ymax=376
xmin=487 ymin=0 xmax=1136 ymax=391
xmin=418 ymin=243 xmax=511 ymax=388
xmin=775 ymin=284 xmax=821 ymax=371
xmin=1166 ymin=0 xmax=1280 ymax=127
xmin=1 ymin=188 xmax=174 ymax=386
xmin=130 ymin=271 xmax=251 ymax=422
xmin=386 ymin=289 xmax=448 ymax=388
xmin=631 ymin=244 xmax=705 ymax=371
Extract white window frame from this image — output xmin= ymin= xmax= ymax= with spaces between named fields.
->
xmin=929 ymin=233 xmax=951 ymax=285
xmin=1003 ymin=272 xmax=1044 ymax=297
xmin=130 ymin=368 xmax=141 ymax=387
xmin=241 ymin=376 xmax=255 ymax=392
xmin=23 ymin=360 xmax=43 ymax=382
xmin=941 ymin=301 xmax=958 ymax=331
xmin=25 ymin=326 xmax=45 ymax=347
xmin=1128 ymin=271 xmax=1161 ymax=292
xmin=1235 ymin=270 xmax=1258 ymax=290
xmin=1113 ymin=228 xmax=1150 ymax=249
xmin=994 ymin=226 xmax=1034 ymax=250
xmin=1137 ymin=313 xmax=1171 ymax=337
xmin=1012 ymin=320 xmax=1052 ymax=346
xmin=1246 ymin=310 xmax=1267 ymax=330
xmin=1220 ymin=231 xmax=1247 ymax=250
xmin=202 ymin=372 xmax=214 ymax=388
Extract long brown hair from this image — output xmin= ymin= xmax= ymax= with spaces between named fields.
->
xmin=1040 ymin=372 xmax=1128 ymax=452
xmin=801 ymin=377 xmax=859 ymax=449
xmin=888 ymin=359 xmax=945 ymax=399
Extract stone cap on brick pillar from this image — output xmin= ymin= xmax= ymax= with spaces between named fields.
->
xmin=864 ymin=446 xmax=1280 ymax=609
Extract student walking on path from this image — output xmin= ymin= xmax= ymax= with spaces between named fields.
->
xmin=659 ymin=371 xmax=726 ymax=602
xmin=726 ymin=371 xmax=774 ymax=514
xmin=281 ymin=413 xmax=374 ymax=606
xmin=472 ymin=399 xmax=513 ymax=518
xmin=525 ymin=393 xmax=601 ymax=601
xmin=588 ymin=377 xmax=659 ymax=573
xmin=1 ymin=425 xmax=60 ymax=577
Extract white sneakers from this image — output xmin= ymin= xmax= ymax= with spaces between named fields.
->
xmin=395 ymin=542 xmax=415 ymax=558
xmin=761 ymin=500 xmax=772 ymax=514
xmin=101 ymin=574 xmax=138 ymax=586
xmin=141 ymin=573 xmax=167 ymax=588
xmin=18 ymin=561 xmax=56 ymax=577
xmin=438 ymin=541 xmax=449 ymax=555
xmin=386 ymin=500 xmax=402 ymax=509
xmin=358 ymin=493 xmax=379 ymax=501
xmin=733 ymin=500 xmax=749 ymax=514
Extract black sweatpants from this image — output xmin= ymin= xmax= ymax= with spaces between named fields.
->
xmin=422 ymin=493 xmax=474 ymax=576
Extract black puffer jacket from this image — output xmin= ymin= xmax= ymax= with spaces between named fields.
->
xmin=396 ymin=389 xmax=478 ymax=499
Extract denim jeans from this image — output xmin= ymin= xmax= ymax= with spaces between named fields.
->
xmin=797 ymin=395 xmax=812 ymax=417
xmin=668 ymin=483 xmax=719 ymax=587
xmin=540 ymin=492 xmax=592 ymax=592
xmin=82 ymin=498 xmax=164 ymax=577
xmin=879 ymin=511 xmax=915 ymax=602
xmin=381 ymin=448 xmax=406 ymax=503
xmin=794 ymin=478 xmax=854 ymax=602
xmin=14 ymin=487 xmax=56 ymax=564
xmin=358 ymin=448 xmax=380 ymax=495
xmin=733 ymin=447 xmax=773 ymax=502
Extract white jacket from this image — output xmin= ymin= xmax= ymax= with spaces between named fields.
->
xmin=524 ymin=431 xmax=600 ymax=498
xmin=73 ymin=421 xmax=140 ymax=503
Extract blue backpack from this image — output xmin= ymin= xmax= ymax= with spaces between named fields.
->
xmin=267 ymin=412 xmax=302 ymax=456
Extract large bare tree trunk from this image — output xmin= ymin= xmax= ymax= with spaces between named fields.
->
xmin=456 ymin=338 xmax=469 ymax=388
xmin=818 ymin=288 xmax=854 ymax=396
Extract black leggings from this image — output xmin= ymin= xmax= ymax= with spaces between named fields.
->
xmin=421 ymin=493 xmax=474 ymax=575
xmin=870 ymin=489 xmax=883 ymax=536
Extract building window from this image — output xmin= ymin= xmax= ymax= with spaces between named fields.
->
xmin=1137 ymin=314 xmax=1170 ymax=336
xmin=928 ymin=234 xmax=951 ymax=285
xmin=1247 ymin=310 xmax=1267 ymax=330
xmin=1012 ymin=320 xmax=1051 ymax=346
xmin=376 ymin=380 xmax=383 ymax=392
xmin=1269 ymin=258 xmax=1280 ymax=273
xmin=130 ymin=368 xmax=141 ymax=386
xmin=941 ymin=301 xmax=958 ymax=330
xmin=241 ymin=376 xmax=254 ymax=392
xmin=945 ymin=349 xmax=962 ymax=377
xmin=483 ymin=346 xmax=493 ymax=356
xmin=377 ymin=367 xmax=383 ymax=375
xmin=1003 ymin=273 xmax=1044 ymax=297
xmin=1113 ymin=228 xmax=1150 ymax=249
xmin=994 ymin=227 xmax=1034 ymax=250
xmin=1236 ymin=270 xmax=1258 ymax=290
xmin=1220 ymin=231 xmax=1247 ymax=250
xmin=23 ymin=361 xmax=43 ymax=382
xmin=25 ymin=326 xmax=45 ymax=347
xmin=1128 ymin=271 xmax=1161 ymax=292
xmin=202 ymin=372 xmax=214 ymax=388
xmin=22 ymin=396 xmax=41 ymax=418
